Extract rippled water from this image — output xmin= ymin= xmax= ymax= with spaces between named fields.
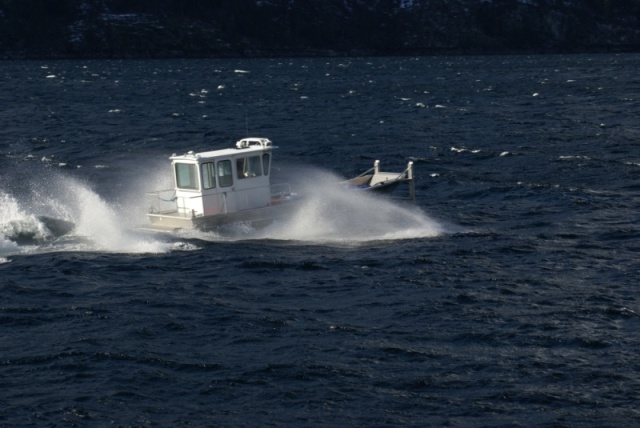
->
xmin=1 ymin=54 xmax=640 ymax=426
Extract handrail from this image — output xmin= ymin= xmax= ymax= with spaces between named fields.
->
xmin=147 ymin=183 xmax=293 ymax=217
xmin=343 ymin=159 xmax=413 ymax=183
xmin=351 ymin=166 xmax=375 ymax=179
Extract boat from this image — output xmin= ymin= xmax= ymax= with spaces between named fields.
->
xmin=145 ymin=137 xmax=300 ymax=231
xmin=3 ymin=139 xmax=417 ymax=242
xmin=145 ymin=137 xmax=417 ymax=232
xmin=342 ymin=159 xmax=415 ymax=202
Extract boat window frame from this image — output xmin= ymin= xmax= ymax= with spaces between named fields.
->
xmin=236 ymin=155 xmax=263 ymax=179
xmin=217 ymin=159 xmax=233 ymax=187
xmin=201 ymin=162 xmax=216 ymax=190
xmin=236 ymin=158 xmax=246 ymax=179
xmin=262 ymin=153 xmax=270 ymax=176
xmin=175 ymin=162 xmax=199 ymax=191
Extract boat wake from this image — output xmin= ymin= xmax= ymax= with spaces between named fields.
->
xmin=0 ymin=192 xmax=66 ymax=247
xmin=0 ymin=174 xmax=197 ymax=259
xmin=0 ymin=214 xmax=74 ymax=246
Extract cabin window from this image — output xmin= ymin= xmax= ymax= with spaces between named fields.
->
xmin=237 ymin=156 xmax=263 ymax=179
xmin=175 ymin=163 xmax=199 ymax=190
xmin=262 ymin=153 xmax=270 ymax=176
xmin=201 ymin=162 xmax=216 ymax=189
xmin=217 ymin=159 xmax=233 ymax=187
xmin=248 ymin=156 xmax=262 ymax=177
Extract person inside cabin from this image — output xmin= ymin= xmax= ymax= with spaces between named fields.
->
xmin=237 ymin=156 xmax=262 ymax=178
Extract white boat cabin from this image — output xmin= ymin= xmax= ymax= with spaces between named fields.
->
xmin=165 ymin=138 xmax=275 ymax=218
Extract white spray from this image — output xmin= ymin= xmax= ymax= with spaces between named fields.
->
xmin=0 ymin=171 xmax=195 ymax=256
xmin=251 ymin=168 xmax=445 ymax=243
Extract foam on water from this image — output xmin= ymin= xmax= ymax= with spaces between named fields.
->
xmin=0 ymin=173 xmax=197 ymax=256
xmin=0 ymin=192 xmax=52 ymax=250
xmin=0 ymin=231 xmax=20 ymax=261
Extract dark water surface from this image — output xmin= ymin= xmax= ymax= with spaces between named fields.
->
xmin=1 ymin=55 xmax=640 ymax=426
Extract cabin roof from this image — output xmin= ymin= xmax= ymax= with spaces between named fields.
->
xmin=170 ymin=137 xmax=273 ymax=162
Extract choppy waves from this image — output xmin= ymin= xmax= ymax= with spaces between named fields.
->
xmin=2 ymin=54 xmax=640 ymax=426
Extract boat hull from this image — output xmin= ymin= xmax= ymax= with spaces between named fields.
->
xmin=145 ymin=199 xmax=299 ymax=232
xmin=357 ymin=179 xmax=407 ymax=195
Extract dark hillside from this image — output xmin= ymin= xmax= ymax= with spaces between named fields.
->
xmin=1 ymin=0 xmax=639 ymax=58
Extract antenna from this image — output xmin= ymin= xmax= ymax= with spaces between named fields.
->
xmin=245 ymin=111 xmax=249 ymax=137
